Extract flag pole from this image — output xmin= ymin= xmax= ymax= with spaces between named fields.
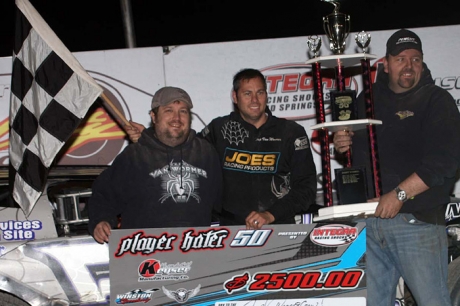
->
xmin=99 ymin=92 xmax=132 ymax=128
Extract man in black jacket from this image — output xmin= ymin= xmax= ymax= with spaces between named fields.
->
xmin=128 ymin=69 xmax=317 ymax=230
xmin=200 ymin=68 xmax=317 ymax=229
xmin=88 ymin=86 xmax=222 ymax=244
xmin=334 ymin=29 xmax=460 ymax=306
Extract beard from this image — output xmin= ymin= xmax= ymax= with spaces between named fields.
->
xmin=166 ymin=129 xmax=186 ymax=141
xmin=397 ymin=69 xmax=418 ymax=89
xmin=397 ymin=77 xmax=416 ymax=90
xmin=155 ymin=126 xmax=189 ymax=147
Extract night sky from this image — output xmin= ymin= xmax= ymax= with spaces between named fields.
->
xmin=1 ymin=0 xmax=459 ymax=58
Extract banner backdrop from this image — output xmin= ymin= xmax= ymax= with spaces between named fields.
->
xmin=1 ymin=25 xmax=459 ymax=199
xmin=108 ymin=223 xmax=366 ymax=305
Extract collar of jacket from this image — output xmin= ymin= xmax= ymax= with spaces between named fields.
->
xmin=140 ymin=127 xmax=196 ymax=150
xmin=375 ymin=62 xmax=434 ymax=96
xmin=230 ymin=106 xmax=274 ymax=130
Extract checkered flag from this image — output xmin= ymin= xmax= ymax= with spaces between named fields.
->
xmin=10 ymin=0 xmax=103 ymax=216
xmin=342 ymin=235 xmax=354 ymax=243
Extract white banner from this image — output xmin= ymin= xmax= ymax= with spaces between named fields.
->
xmin=1 ymin=25 xmax=459 ymax=197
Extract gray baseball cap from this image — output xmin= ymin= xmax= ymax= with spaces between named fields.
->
xmin=151 ymin=86 xmax=193 ymax=109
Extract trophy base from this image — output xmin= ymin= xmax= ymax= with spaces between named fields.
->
xmin=335 ymin=167 xmax=368 ymax=205
xmin=313 ymin=202 xmax=378 ymax=222
xmin=310 ymin=118 xmax=382 ymax=132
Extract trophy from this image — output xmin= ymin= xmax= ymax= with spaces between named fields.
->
xmin=307 ymin=35 xmax=322 ymax=58
xmin=355 ymin=30 xmax=383 ymax=200
xmin=308 ymin=1 xmax=382 ymax=207
xmin=355 ymin=31 xmax=371 ymax=54
xmin=332 ymin=30 xmax=372 ymax=204
xmin=322 ymin=0 xmax=350 ymax=55
xmin=322 ymin=0 xmax=358 ymax=123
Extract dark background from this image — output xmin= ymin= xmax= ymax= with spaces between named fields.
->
xmin=1 ymin=0 xmax=459 ymax=58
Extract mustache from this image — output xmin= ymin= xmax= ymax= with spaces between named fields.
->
xmin=402 ymin=68 xmax=414 ymax=74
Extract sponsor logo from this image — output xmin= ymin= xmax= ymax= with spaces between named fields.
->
xmin=395 ymin=110 xmax=414 ymax=120
xmin=138 ymin=259 xmax=191 ymax=281
xmin=310 ymin=224 xmax=358 ymax=246
xmin=162 ymin=284 xmax=201 ymax=304
xmin=446 ymin=202 xmax=460 ymax=222
xmin=397 ymin=37 xmax=418 ymax=44
xmin=115 ymin=288 xmax=159 ymax=304
xmin=223 ymin=148 xmax=279 ymax=173
xmin=294 ymin=136 xmax=309 ymax=150
xmin=224 ymin=272 xmax=250 ymax=294
xmin=260 ymin=63 xmax=359 ymax=121
xmin=0 ymin=220 xmax=42 ymax=241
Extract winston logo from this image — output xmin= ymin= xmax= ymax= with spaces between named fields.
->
xmin=115 ymin=288 xmax=159 ymax=304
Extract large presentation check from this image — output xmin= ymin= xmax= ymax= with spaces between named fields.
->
xmin=108 ymin=222 xmax=366 ymax=305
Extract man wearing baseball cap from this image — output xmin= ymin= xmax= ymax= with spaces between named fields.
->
xmin=88 ymin=86 xmax=222 ymax=243
xmin=334 ymin=29 xmax=460 ymax=305
xmin=126 ymin=69 xmax=317 ymax=231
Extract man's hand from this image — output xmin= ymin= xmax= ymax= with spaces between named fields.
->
xmin=372 ymin=190 xmax=404 ymax=218
xmin=92 ymin=221 xmax=112 ymax=244
xmin=125 ymin=121 xmax=145 ymax=143
xmin=333 ymin=130 xmax=354 ymax=153
xmin=245 ymin=211 xmax=275 ymax=230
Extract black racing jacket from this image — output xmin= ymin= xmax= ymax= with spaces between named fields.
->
xmin=88 ymin=128 xmax=222 ymax=233
xmin=351 ymin=63 xmax=460 ymax=224
xmin=200 ymin=109 xmax=317 ymax=224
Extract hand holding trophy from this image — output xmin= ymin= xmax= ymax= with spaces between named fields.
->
xmin=308 ymin=0 xmax=381 ymax=209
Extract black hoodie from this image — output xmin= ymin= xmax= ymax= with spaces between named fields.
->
xmin=351 ymin=63 xmax=460 ymax=224
xmin=200 ymin=108 xmax=317 ymax=224
xmin=88 ymin=127 xmax=222 ymax=233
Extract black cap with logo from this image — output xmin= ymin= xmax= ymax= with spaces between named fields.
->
xmin=386 ymin=29 xmax=423 ymax=56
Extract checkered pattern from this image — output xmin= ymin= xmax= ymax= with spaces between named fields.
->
xmin=342 ymin=235 xmax=355 ymax=243
xmin=10 ymin=0 xmax=103 ymax=216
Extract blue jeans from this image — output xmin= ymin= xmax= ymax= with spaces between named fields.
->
xmin=366 ymin=214 xmax=451 ymax=306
